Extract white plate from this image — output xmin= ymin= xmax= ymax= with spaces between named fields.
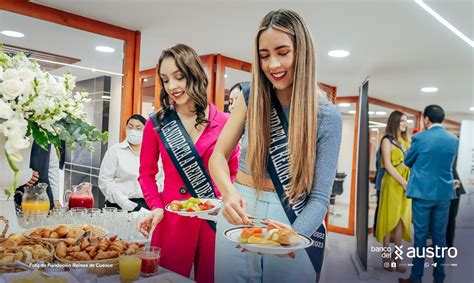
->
xmin=223 ymin=226 xmax=313 ymax=255
xmin=165 ymin=198 xmax=221 ymax=217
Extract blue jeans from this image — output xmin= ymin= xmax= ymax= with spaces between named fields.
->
xmin=215 ymin=183 xmax=317 ymax=283
xmin=410 ymin=198 xmax=451 ymax=283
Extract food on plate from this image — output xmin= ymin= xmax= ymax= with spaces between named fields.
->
xmin=28 ymin=225 xmax=99 ymax=240
xmin=11 ymin=269 xmax=68 ymax=283
xmin=169 ymin=197 xmax=216 ymax=212
xmin=238 ymin=221 xmax=301 ymax=247
xmin=55 ymin=236 xmax=144 ymax=261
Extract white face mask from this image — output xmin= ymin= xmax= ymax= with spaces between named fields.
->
xmin=126 ymin=129 xmax=143 ymax=145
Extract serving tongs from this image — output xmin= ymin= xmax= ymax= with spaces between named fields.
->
xmin=75 ymin=230 xmax=92 ymax=245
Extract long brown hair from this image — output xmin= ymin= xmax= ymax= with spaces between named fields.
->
xmin=247 ymin=9 xmax=318 ymax=203
xmin=156 ymin=44 xmax=209 ymax=128
xmin=385 ymin=110 xmax=408 ymax=143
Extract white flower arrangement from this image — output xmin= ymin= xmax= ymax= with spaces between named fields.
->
xmin=0 ymin=47 xmax=107 ymax=198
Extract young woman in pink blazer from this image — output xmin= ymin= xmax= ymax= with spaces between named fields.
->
xmin=138 ymin=44 xmax=239 ymax=283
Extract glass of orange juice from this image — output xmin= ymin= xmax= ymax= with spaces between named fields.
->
xmin=119 ymin=254 xmax=141 ymax=282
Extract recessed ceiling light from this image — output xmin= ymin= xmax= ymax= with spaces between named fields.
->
xmin=375 ymin=111 xmax=387 ymax=116
xmin=348 ymin=110 xmax=356 ymax=114
xmin=143 ymin=78 xmax=148 ymax=82
xmin=1 ymin=30 xmax=25 ymax=38
xmin=368 ymin=111 xmax=375 ymax=115
xmin=407 ymin=119 xmax=414 ymax=123
xmin=338 ymin=103 xmax=351 ymax=107
xmin=328 ymin=50 xmax=350 ymax=58
xmin=95 ymin=46 xmax=115 ymax=53
xmin=469 ymin=107 xmax=474 ymax=111
xmin=35 ymin=58 xmax=123 ymax=76
xmin=421 ymin=87 xmax=438 ymax=93
xmin=414 ymin=0 xmax=474 ymax=48
xmin=224 ymin=74 xmax=228 ymax=78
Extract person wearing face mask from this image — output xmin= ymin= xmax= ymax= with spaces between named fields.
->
xmin=99 ymin=114 xmax=150 ymax=212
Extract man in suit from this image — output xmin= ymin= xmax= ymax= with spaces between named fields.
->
xmin=446 ymin=156 xmax=465 ymax=248
xmin=399 ymin=105 xmax=458 ymax=283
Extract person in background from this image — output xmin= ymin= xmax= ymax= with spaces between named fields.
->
xmin=446 ymin=156 xmax=465 ymax=248
xmin=99 ymin=114 xmax=149 ymax=212
xmin=399 ymin=105 xmax=458 ymax=283
xmin=375 ymin=110 xmax=412 ymax=273
xmin=227 ymin=82 xmax=249 ymax=113
xmin=137 ymin=44 xmax=239 ymax=283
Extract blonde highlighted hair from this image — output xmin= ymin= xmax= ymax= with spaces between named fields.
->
xmin=247 ymin=9 xmax=318 ymax=203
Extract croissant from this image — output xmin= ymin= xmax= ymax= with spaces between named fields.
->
xmin=98 ymin=240 xmax=109 ymax=251
xmin=89 ymin=250 xmax=98 ymax=258
xmin=80 ymin=238 xmax=90 ymax=250
xmin=66 ymin=246 xmax=81 ymax=253
xmin=109 ymin=242 xmax=124 ymax=253
xmin=56 ymin=242 xmax=67 ymax=258
xmin=70 ymin=251 xmax=92 ymax=261
xmin=94 ymin=250 xmax=119 ymax=260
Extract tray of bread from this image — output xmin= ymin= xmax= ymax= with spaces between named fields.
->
xmin=54 ymin=235 xmax=144 ymax=277
xmin=0 ymin=217 xmax=54 ymax=274
xmin=24 ymin=224 xmax=107 ymax=244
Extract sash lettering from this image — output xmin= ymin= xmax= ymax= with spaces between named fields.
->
xmin=240 ymin=84 xmax=326 ymax=274
xmin=150 ymin=111 xmax=217 ymax=231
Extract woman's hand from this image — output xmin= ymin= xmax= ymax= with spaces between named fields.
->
xmin=222 ymin=188 xmax=251 ymax=225
xmin=137 ymin=208 xmax=164 ymax=239
xmin=402 ymin=180 xmax=408 ymax=190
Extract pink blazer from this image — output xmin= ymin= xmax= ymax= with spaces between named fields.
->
xmin=139 ymin=103 xmax=239 ymax=210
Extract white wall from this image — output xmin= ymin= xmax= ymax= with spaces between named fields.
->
xmin=336 ymin=115 xmax=356 ymax=205
xmin=108 ymin=75 xmax=123 ymax=146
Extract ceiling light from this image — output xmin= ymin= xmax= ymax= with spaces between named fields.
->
xmin=224 ymin=74 xmax=228 ymax=78
xmin=371 ymin=128 xmax=379 ymax=132
xmin=101 ymin=95 xmax=111 ymax=99
xmin=35 ymin=58 xmax=123 ymax=76
xmin=421 ymin=87 xmax=438 ymax=93
xmin=368 ymin=111 xmax=375 ymax=115
xmin=348 ymin=110 xmax=356 ymax=114
xmin=1 ymin=30 xmax=25 ymax=38
xmin=339 ymin=103 xmax=351 ymax=107
xmin=407 ymin=119 xmax=414 ymax=123
xmin=469 ymin=107 xmax=474 ymax=112
xmin=375 ymin=111 xmax=387 ymax=116
xmin=328 ymin=50 xmax=350 ymax=58
xmin=95 ymin=46 xmax=115 ymax=53
xmin=369 ymin=121 xmax=387 ymax=127
xmin=414 ymin=0 xmax=474 ymax=48
xmin=143 ymin=78 xmax=148 ymax=82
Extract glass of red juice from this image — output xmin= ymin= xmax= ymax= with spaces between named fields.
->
xmin=139 ymin=246 xmax=161 ymax=277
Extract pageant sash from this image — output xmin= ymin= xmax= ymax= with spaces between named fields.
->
xmin=241 ymin=85 xmax=326 ymax=273
xmin=150 ymin=111 xmax=217 ymax=231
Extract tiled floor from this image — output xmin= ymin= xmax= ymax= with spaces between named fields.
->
xmin=321 ymin=193 xmax=474 ymax=283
